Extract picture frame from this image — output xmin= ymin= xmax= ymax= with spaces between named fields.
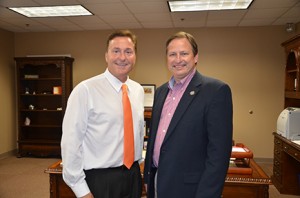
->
xmin=141 ymin=84 xmax=156 ymax=108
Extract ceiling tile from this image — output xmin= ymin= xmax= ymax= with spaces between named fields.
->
xmin=244 ymin=8 xmax=290 ymax=19
xmin=77 ymin=0 xmax=121 ymax=3
xmin=281 ymin=6 xmax=300 ymax=18
xmin=142 ymin=21 xmax=174 ymax=28
xmin=170 ymin=12 xmax=208 ymax=23
xmin=33 ymin=17 xmax=76 ymax=26
xmin=239 ymin=18 xmax=275 ymax=26
xmin=208 ymin=10 xmax=246 ymax=20
xmin=66 ymin=15 xmax=106 ymax=25
xmin=100 ymin=14 xmax=138 ymax=23
xmin=273 ymin=17 xmax=300 ymax=25
xmin=173 ymin=20 xmax=206 ymax=28
xmin=84 ymin=2 xmax=131 ymax=15
xmin=32 ymin=0 xmax=79 ymax=6
xmin=206 ymin=19 xmax=241 ymax=27
xmin=23 ymin=25 xmax=55 ymax=32
xmin=122 ymin=0 xmax=167 ymax=2
xmin=134 ymin=13 xmax=172 ymax=22
xmin=0 ymin=0 xmax=38 ymax=7
xmin=250 ymin=0 xmax=300 ymax=8
xmin=125 ymin=2 xmax=169 ymax=13
xmin=80 ymin=23 xmax=112 ymax=30
xmin=110 ymin=22 xmax=143 ymax=29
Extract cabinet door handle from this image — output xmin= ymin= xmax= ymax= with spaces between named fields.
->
xmin=276 ymin=140 xmax=281 ymax=145
xmin=295 ymin=153 xmax=298 ymax=156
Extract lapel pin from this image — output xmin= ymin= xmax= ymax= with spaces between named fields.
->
xmin=190 ymin=91 xmax=195 ymax=95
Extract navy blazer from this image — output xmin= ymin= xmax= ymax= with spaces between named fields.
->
xmin=144 ymin=71 xmax=233 ymax=198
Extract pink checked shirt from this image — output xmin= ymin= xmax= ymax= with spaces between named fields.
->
xmin=153 ymin=68 xmax=196 ymax=167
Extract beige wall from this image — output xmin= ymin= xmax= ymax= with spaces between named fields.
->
xmin=0 ymin=28 xmax=16 ymax=156
xmin=0 ymin=25 xmax=297 ymax=158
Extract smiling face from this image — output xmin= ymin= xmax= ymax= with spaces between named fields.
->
xmin=166 ymin=37 xmax=198 ymax=82
xmin=105 ymin=36 xmax=136 ymax=82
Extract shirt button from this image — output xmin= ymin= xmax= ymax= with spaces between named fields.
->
xmin=173 ymin=97 xmax=175 ymax=100
xmin=163 ymin=130 xmax=166 ymax=133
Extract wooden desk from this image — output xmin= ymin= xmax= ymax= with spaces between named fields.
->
xmin=44 ymin=161 xmax=146 ymax=198
xmin=44 ymin=161 xmax=74 ymax=198
xmin=45 ymin=159 xmax=271 ymax=198
xmin=272 ymin=133 xmax=300 ymax=195
xmin=223 ymin=159 xmax=271 ymax=198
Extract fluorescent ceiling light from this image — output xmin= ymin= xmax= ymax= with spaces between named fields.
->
xmin=168 ymin=0 xmax=254 ymax=12
xmin=8 ymin=5 xmax=93 ymax=17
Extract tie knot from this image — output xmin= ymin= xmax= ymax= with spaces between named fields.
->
xmin=122 ymin=84 xmax=128 ymax=93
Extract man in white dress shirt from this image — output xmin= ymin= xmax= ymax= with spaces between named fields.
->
xmin=61 ymin=30 xmax=145 ymax=198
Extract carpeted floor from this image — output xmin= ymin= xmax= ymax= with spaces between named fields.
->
xmin=0 ymin=156 xmax=299 ymax=198
xmin=0 ymin=156 xmax=58 ymax=198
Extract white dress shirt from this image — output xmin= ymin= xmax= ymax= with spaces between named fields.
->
xmin=61 ymin=69 xmax=144 ymax=197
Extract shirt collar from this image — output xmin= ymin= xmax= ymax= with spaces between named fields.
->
xmin=104 ymin=68 xmax=130 ymax=92
xmin=168 ymin=68 xmax=196 ymax=90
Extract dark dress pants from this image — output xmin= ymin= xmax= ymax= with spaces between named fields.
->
xmin=84 ymin=161 xmax=142 ymax=198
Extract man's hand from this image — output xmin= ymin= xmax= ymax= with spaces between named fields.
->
xmin=144 ymin=184 xmax=148 ymax=193
xmin=81 ymin=192 xmax=94 ymax=198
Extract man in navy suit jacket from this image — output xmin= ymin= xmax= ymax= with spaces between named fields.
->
xmin=144 ymin=31 xmax=233 ymax=198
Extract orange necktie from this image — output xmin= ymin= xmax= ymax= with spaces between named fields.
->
xmin=122 ymin=84 xmax=134 ymax=169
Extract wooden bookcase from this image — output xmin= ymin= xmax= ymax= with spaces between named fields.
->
xmin=15 ymin=56 xmax=74 ymax=157
xmin=272 ymin=35 xmax=300 ymax=195
xmin=281 ymin=34 xmax=300 ymax=108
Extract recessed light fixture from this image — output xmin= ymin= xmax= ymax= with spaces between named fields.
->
xmin=8 ymin=5 xmax=93 ymax=17
xmin=168 ymin=0 xmax=254 ymax=12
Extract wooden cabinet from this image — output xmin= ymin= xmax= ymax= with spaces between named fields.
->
xmin=282 ymin=35 xmax=300 ymax=108
xmin=15 ymin=56 xmax=74 ymax=157
xmin=272 ymin=133 xmax=300 ymax=195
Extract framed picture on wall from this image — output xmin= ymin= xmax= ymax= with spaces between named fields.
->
xmin=141 ymin=84 xmax=156 ymax=108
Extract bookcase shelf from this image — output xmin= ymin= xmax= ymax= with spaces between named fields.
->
xmin=282 ymin=35 xmax=300 ymax=107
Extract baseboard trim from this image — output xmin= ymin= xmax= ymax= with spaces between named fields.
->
xmin=254 ymin=157 xmax=273 ymax=164
xmin=0 ymin=149 xmax=17 ymax=160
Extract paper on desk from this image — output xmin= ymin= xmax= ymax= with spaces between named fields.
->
xmin=292 ymin=140 xmax=300 ymax=145
xmin=232 ymin=147 xmax=247 ymax=152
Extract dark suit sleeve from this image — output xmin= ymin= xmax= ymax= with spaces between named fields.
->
xmin=195 ymin=83 xmax=233 ymax=198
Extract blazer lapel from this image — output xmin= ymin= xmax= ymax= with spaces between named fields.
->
xmin=163 ymin=72 xmax=202 ymax=143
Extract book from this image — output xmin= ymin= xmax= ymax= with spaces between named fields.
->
xmin=228 ymin=158 xmax=253 ymax=175
xmin=24 ymin=74 xmax=39 ymax=79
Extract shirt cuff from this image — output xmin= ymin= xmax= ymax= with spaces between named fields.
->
xmin=71 ymin=181 xmax=90 ymax=198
